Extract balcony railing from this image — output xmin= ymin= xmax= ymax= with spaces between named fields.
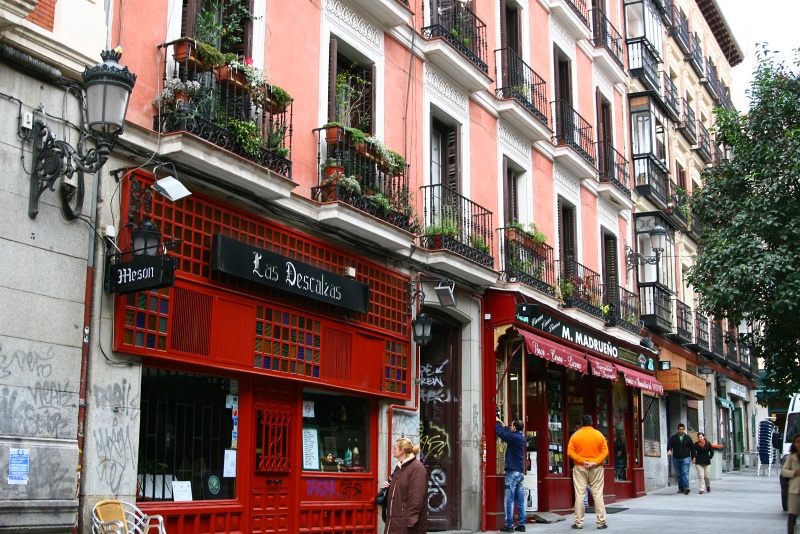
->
xmin=311 ymin=126 xmax=415 ymax=232
xmin=702 ymin=58 xmax=719 ymax=101
xmin=639 ymin=282 xmax=673 ymax=333
xmin=677 ymin=98 xmax=696 ymax=144
xmin=605 ymin=285 xmax=640 ymax=335
xmin=495 ymin=48 xmax=549 ymax=126
xmin=558 ymin=258 xmax=604 ymax=319
xmin=673 ymin=299 xmax=693 ymax=344
xmin=694 ymin=122 xmax=713 ymax=164
xmin=685 ymin=210 xmax=703 ymax=241
xmin=669 ymin=7 xmax=690 ymax=55
xmin=655 ymin=0 xmax=673 ymax=24
xmin=627 ymin=40 xmax=660 ymax=92
xmin=688 ymin=34 xmax=704 ymax=76
xmin=421 ymin=184 xmax=494 ymax=267
xmin=719 ymin=84 xmax=733 ymax=111
xmin=711 ymin=321 xmax=724 ymax=359
xmin=662 ymin=73 xmax=681 ymax=120
xmin=552 ymin=100 xmax=596 ymax=166
xmin=633 ymin=155 xmax=669 ymax=209
xmin=422 ymin=2 xmax=488 ymax=74
xmin=666 ymin=179 xmax=689 ymax=228
xmin=565 ymin=0 xmax=591 ymax=28
xmin=713 ymin=138 xmax=724 ymax=164
xmin=591 ymin=9 xmax=624 ymax=70
xmin=688 ymin=311 xmax=710 ymax=353
xmin=725 ymin=335 xmax=738 ymax=366
xmin=597 ymin=140 xmax=630 ymax=197
xmin=154 ymin=38 xmax=293 ymax=179
xmin=502 ymin=227 xmax=556 ymax=296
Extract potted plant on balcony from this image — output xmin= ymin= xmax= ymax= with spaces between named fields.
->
xmin=152 ymin=78 xmax=202 ymax=110
xmin=425 ymin=208 xmax=459 ymax=249
xmin=321 ymin=158 xmax=344 ymax=180
xmin=470 ymin=234 xmax=490 ymax=254
xmin=366 ymin=192 xmax=393 ymax=214
xmin=228 ymin=118 xmax=265 ymax=157
xmin=266 ymin=120 xmax=289 ymax=159
xmin=335 ymin=64 xmax=371 ymax=131
xmin=323 ymin=122 xmax=345 ymax=144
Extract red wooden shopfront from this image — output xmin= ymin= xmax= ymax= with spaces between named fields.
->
xmin=482 ymin=290 xmax=661 ymax=527
xmin=113 ymin=171 xmax=412 ymax=533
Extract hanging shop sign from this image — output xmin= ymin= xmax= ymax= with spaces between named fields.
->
xmin=517 ymin=306 xmax=620 ymax=358
xmin=105 ymin=254 xmax=176 ymax=294
xmin=619 ymin=367 xmax=665 ymax=394
xmin=519 ymin=330 xmax=587 ymax=373
xmin=210 ymin=234 xmax=370 ymax=313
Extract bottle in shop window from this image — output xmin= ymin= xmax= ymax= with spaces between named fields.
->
xmin=344 ymin=439 xmax=353 ymax=467
xmin=352 ymin=441 xmax=360 ymax=467
xmin=527 ymin=488 xmax=533 ymax=508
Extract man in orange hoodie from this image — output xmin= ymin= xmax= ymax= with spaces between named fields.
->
xmin=567 ymin=414 xmax=609 ymax=530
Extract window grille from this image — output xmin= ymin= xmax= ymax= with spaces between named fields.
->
xmin=643 ymin=394 xmax=661 ymax=456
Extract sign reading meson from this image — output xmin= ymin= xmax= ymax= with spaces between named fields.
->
xmin=105 ymin=254 xmax=176 ymax=294
xmin=210 ymin=234 xmax=370 ymax=313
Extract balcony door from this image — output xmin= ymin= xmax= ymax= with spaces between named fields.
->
xmin=596 ymin=89 xmax=613 ymax=178
xmin=602 ymin=232 xmax=619 ymax=311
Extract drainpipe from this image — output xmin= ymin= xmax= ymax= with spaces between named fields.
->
xmin=74 ymin=165 xmax=102 ymax=533
xmin=386 ymin=345 xmax=421 ymax=479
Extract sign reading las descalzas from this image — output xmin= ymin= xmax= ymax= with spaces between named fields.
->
xmin=210 ymin=234 xmax=370 ymax=313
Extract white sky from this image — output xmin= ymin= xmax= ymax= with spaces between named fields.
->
xmin=718 ymin=0 xmax=800 ymax=111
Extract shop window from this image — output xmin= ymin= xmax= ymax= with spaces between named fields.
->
xmin=643 ymin=394 xmax=661 ymax=456
xmin=301 ymin=390 xmax=369 ymax=472
xmin=596 ymin=387 xmax=609 ymax=465
xmin=138 ymin=368 xmax=237 ymax=501
xmin=547 ymin=369 xmax=564 ymax=475
xmin=612 ymin=380 xmax=628 ymax=478
xmin=687 ymin=406 xmax=699 ymax=432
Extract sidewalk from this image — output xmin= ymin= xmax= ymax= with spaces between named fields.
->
xmin=454 ymin=471 xmax=786 ymax=533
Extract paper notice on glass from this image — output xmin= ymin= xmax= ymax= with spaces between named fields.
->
xmin=226 ymin=395 xmax=239 ymax=409
xmin=302 ymin=401 xmax=315 ymax=418
xmin=229 ymin=379 xmax=239 ymax=394
xmin=224 ymin=449 xmax=237 ymax=478
xmin=172 ymin=481 xmax=193 ymax=501
xmin=8 ymin=449 xmax=29 ymax=485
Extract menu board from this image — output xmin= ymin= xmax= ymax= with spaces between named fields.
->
xmin=302 ymin=426 xmax=320 ymax=470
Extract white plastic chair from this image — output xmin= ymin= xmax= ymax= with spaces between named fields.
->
xmin=92 ymin=499 xmax=166 ymax=534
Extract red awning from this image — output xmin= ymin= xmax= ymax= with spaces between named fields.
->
xmin=619 ymin=366 xmax=664 ymax=394
xmin=519 ymin=330 xmax=587 ymax=374
xmin=585 ymin=355 xmax=619 ymax=381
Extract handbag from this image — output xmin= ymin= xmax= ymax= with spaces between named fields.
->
xmin=375 ymin=486 xmax=388 ymax=506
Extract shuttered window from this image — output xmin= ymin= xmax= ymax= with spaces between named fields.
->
xmin=503 ymin=156 xmax=519 ymax=225
xmin=558 ymin=197 xmax=576 ymax=262
xmin=327 ymin=39 xmax=375 ymax=134
xmin=603 ymin=234 xmax=618 ymax=308
xmin=182 ymin=0 xmax=253 ymax=59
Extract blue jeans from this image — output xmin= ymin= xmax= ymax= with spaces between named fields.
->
xmin=673 ymin=456 xmax=691 ymax=490
xmin=504 ymin=470 xmax=526 ymax=528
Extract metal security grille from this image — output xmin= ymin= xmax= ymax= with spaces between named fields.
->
xmin=643 ymin=395 xmax=661 ymax=457
xmin=256 ymin=409 xmax=291 ymax=472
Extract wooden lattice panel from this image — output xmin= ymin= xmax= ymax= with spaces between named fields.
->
xmin=383 ymin=340 xmax=409 ymax=395
xmin=254 ymin=306 xmax=321 ymax=379
xmin=121 ymin=288 xmax=171 ymax=350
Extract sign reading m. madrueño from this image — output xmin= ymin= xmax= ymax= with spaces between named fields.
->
xmin=210 ymin=234 xmax=370 ymax=313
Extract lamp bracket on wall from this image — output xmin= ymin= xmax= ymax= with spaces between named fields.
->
xmin=407 ymin=278 xmax=456 ymax=314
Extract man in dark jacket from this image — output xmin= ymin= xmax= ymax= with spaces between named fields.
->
xmin=667 ymin=423 xmax=695 ymax=494
xmin=496 ymin=415 xmax=528 ymax=532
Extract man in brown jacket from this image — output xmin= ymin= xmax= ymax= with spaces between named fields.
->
xmin=567 ymin=414 xmax=609 ymax=530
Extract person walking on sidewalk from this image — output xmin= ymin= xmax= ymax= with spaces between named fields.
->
xmin=667 ymin=423 xmax=694 ymax=494
xmin=567 ymin=414 xmax=609 ymax=530
xmin=495 ymin=415 xmax=528 ymax=532
xmin=692 ymin=432 xmax=714 ymax=494
xmin=782 ymin=433 xmax=800 ymax=534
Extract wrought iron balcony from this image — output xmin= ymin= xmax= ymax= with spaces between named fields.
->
xmin=312 ymin=126 xmax=414 ymax=233
xmin=552 ymin=99 xmax=596 ymax=166
xmin=495 ymin=48 xmax=549 ymax=126
xmin=633 ymin=155 xmax=669 ymax=210
xmin=604 ymin=284 xmax=640 ymax=335
xmin=557 ymin=258 xmax=604 ymax=319
xmin=676 ymin=98 xmax=696 ymax=144
xmin=668 ymin=7 xmax=690 ymax=55
xmin=502 ymin=227 xmax=556 ymax=296
xmin=702 ymin=58 xmax=719 ymax=102
xmin=627 ymin=40 xmax=660 ymax=92
xmin=671 ymin=299 xmax=693 ymax=344
xmin=711 ymin=320 xmax=725 ymax=361
xmin=725 ymin=336 xmax=738 ymax=367
xmin=154 ymin=39 xmax=293 ymax=180
xmin=687 ymin=34 xmax=704 ymax=77
xmin=591 ymin=9 xmax=624 ymax=70
xmin=638 ymin=282 xmax=673 ymax=334
xmin=687 ymin=311 xmax=710 ymax=353
xmin=694 ymin=122 xmax=713 ymax=164
xmin=662 ymin=73 xmax=681 ymax=121
xmin=597 ymin=140 xmax=630 ymax=197
xmin=655 ymin=0 xmax=673 ymax=24
xmin=713 ymin=138 xmax=724 ymax=165
xmin=564 ymin=0 xmax=591 ymax=29
xmin=665 ymin=179 xmax=689 ymax=228
xmin=420 ymin=184 xmax=493 ymax=268
xmin=422 ymin=2 xmax=488 ymax=74
xmin=719 ymin=84 xmax=733 ymax=112
xmin=684 ymin=210 xmax=703 ymax=241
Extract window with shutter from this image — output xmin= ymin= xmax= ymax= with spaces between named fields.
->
xmin=327 ymin=40 xmax=375 ymax=134
xmin=603 ymin=233 xmax=619 ymax=309
xmin=184 ymin=0 xmax=254 ymax=59
xmin=503 ymin=156 xmax=519 ymax=226
xmin=432 ymin=119 xmax=461 ymax=194
xmin=558 ymin=197 xmax=576 ymax=263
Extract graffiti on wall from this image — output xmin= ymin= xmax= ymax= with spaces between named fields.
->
xmin=420 ymin=359 xmax=452 ymax=404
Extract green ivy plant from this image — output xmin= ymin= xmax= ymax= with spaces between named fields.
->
xmin=228 ymin=118 xmax=264 ymax=156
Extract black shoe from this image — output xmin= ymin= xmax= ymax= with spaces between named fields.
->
xmin=500 ymin=528 xmax=515 ymax=533
xmin=571 ymin=525 xmax=582 ymax=530
xmin=706 ymin=486 xmax=710 ymax=492
xmin=515 ymin=526 xmax=527 ymax=532
xmin=597 ymin=524 xmax=608 ymax=530
xmin=684 ymin=488 xmax=690 ymax=494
